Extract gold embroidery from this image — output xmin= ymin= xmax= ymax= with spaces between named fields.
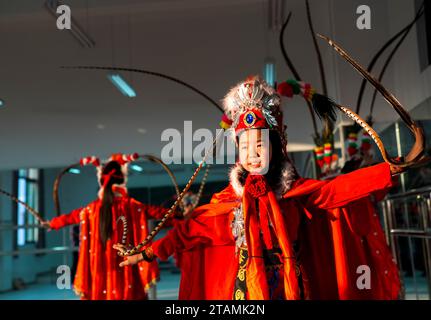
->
xmin=239 ymin=248 xmax=246 ymax=264
xmin=237 ymin=268 xmax=246 ymax=281
xmin=235 ymin=289 xmax=245 ymax=300
xmin=234 ymin=248 xmax=248 ymax=300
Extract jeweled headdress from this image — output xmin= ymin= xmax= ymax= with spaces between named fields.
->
xmin=221 ymin=76 xmax=283 ymax=135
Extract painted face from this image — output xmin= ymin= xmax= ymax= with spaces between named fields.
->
xmin=238 ymin=129 xmax=272 ymax=175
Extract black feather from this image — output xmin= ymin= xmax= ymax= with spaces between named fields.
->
xmin=311 ymin=93 xmax=337 ymax=122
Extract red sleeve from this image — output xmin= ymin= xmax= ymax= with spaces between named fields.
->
xmin=144 ymin=204 xmax=168 ymax=220
xmin=152 ymin=217 xmax=211 ymax=261
xmin=141 ymin=203 xmax=184 ymax=228
xmin=305 ymin=162 xmax=395 ymax=210
xmin=49 ymin=208 xmax=83 ymax=230
xmin=152 ymin=205 xmax=234 ymax=261
xmin=152 ymin=229 xmax=179 ymax=261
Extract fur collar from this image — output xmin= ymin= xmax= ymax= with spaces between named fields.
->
xmin=229 ymin=160 xmax=297 ymax=198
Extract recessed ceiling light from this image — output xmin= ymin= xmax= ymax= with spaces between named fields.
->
xmin=131 ymin=165 xmax=143 ymax=172
xmin=264 ymin=59 xmax=276 ymax=88
xmin=0 ymin=99 xmax=5 ymax=108
xmin=107 ymin=73 xmax=136 ymax=98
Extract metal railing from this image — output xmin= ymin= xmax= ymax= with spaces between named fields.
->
xmin=380 ymin=186 xmax=431 ymax=300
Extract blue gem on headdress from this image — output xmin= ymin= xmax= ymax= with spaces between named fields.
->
xmin=243 ymin=111 xmax=257 ymax=128
xmin=246 ymin=113 xmax=254 ymax=124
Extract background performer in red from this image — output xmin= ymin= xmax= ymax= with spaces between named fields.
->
xmin=43 ymin=154 xmax=170 ymax=300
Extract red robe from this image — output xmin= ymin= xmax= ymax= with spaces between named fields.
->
xmin=50 ymin=193 xmax=167 ymax=300
xmin=152 ymin=162 xmax=401 ymax=300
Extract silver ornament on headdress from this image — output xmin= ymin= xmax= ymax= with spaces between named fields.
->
xmin=228 ymin=77 xmax=281 ymax=130
xmin=231 ymin=204 xmax=246 ymax=254
xmin=237 ymin=79 xmax=265 ymax=109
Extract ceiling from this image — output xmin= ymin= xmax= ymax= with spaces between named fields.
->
xmin=0 ymin=0 xmax=412 ymax=169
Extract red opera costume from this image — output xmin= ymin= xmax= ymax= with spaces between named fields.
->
xmin=50 ymin=188 xmax=166 ymax=299
xmin=48 ymin=154 xmax=169 ymax=300
xmin=152 ymin=162 xmax=400 ymax=300
xmin=136 ymin=76 xmax=401 ymax=300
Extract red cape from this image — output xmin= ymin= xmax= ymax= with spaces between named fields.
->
xmin=152 ymin=163 xmax=400 ymax=300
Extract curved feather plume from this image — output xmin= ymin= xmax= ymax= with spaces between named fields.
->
xmin=138 ymin=154 xmax=182 ymax=210
xmin=116 ymin=130 xmax=224 ymax=257
xmin=61 ymin=66 xmax=223 ymax=113
xmin=318 ymin=34 xmax=429 ymax=168
xmin=53 ymin=163 xmax=81 ymax=216
xmin=279 ymin=12 xmax=320 ymax=142
xmin=135 ymin=154 xmax=208 ymax=212
xmin=305 ymin=0 xmax=328 ymax=96
xmin=0 ymin=188 xmax=43 ymax=223
xmin=53 ymin=155 xmax=101 ymax=216
xmin=191 ymin=164 xmax=210 ymax=210
xmin=369 ymin=4 xmax=424 ymax=117
xmin=355 ymin=2 xmax=424 ymax=115
xmin=305 ymin=0 xmax=335 ymax=145
xmin=55 ymin=68 xmax=221 ymax=215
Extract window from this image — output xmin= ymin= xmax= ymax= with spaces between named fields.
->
xmin=16 ymin=169 xmax=42 ymax=246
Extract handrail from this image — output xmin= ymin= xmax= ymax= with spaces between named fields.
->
xmin=381 ymin=186 xmax=431 ymax=299
xmin=0 ymin=224 xmax=47 ymax=231
xmin=391 ymin=229 xmax=431 ymax=239
xmin=386 ymin=186 xmax=431 ymax=200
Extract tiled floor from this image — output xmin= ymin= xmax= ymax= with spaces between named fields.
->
xmin=0 ymin=282 xmax=79 ymax=300
xmin=404 ymin=276 xmax=430 ymax=300
xmin=152 ymin=271 xmax=180 ymax=300
xmin=0 ymin=270 xmax=429 ymax=300
xmin=0 ymin=269 xmax=180 ymax=300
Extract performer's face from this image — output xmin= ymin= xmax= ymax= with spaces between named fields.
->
xmin=238 ymin=129 xmax=271 ymax=175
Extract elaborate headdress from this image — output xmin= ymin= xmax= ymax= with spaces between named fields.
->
xmin=95 ymin=153 xmax=139 ymax=187
xmin=220 ymin=76 xmax=288 ymax=162
xmin=220 ymin=75 xmax=332 ymax=155
xmin=53 ymin=153 xmax=181 ymax=216
xmin=222 ymin=76 xmax=282 ymax=133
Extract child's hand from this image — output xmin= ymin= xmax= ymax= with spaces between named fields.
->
xmin=119 ymin=254 xmax=142 ymax=267
xmin=113 ymin=243 xmax=144 ymax=267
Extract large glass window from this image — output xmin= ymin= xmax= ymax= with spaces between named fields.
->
xmin=16 ymin=169 xmax=41 ymax=246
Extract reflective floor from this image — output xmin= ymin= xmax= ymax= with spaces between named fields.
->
xmin=0 ymin=270 xmax=428 ymax=300
xmin=404 ymin=275 xmax=430 ymax=300
xmin=0 ymin=269 xmax=180 ymax=300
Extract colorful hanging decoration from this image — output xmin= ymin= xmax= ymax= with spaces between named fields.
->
xmin=360 ymin=131 xmax=372 ymax=153
xmin=323 ymin=143 xmax=333 ymax=165
xmin=314 ymin=146 xmax=324 ymax=169
xmin=277 ymin=79 xmax=316 ymax=102
xmin=219 ymin=114 xmax=233 ymax=129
